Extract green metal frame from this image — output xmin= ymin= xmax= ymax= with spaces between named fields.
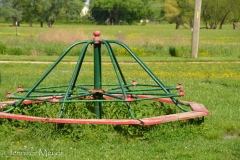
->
xmin=3 ymin=32 xmax=191 ymax=121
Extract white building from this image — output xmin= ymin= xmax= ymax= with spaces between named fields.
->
xmin=81 ymin=0 xmax=90 ymax=17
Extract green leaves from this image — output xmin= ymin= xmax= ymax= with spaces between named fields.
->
xmin=91 ymin=0 xmax=148 ymax=25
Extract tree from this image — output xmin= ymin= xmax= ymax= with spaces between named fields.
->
xmin=163 ymin=0 xmax=194 ymax=29
xmin=0 ymin=0 xmax=23 ymax=26
xmin=58 ymin=0 xmax=83 ymax=22
xmin=0 ymin=0 xmax=84 ymax=26
xmin=35 ymin=0 xmax=66 ymax=27
xmin=91 ymin=0 xmax=147 ymax=25
xmin=34 ymin=0 xmax=52 ymax=27
xmin=177 ymin=0 xmax=194 ymax=29
xmin=202 ymin=0 xmax=240 ymax=29
xmin=21 ymin=0 xmax=37 ymax=27
xmin=163 ymin=0 xmax=181 ymax=29
xmin=144 ymin=0 xmax=164 ymax=23
xmin=163 ymin=0 xmax=239 ymax=30
xmin=218 ymin=0 xmax=235 ymax=29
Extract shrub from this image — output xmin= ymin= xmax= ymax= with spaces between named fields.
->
xmin=8 ymin=47 xmax=24 ymax=55
xmin=0 ymin=42 xmax=7 ymax=55
xmin=169 ymin=46 xmax=178 ymax=57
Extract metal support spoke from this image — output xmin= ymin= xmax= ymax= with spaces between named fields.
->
xmin=59 ymin=41 xmax=92 ymax=118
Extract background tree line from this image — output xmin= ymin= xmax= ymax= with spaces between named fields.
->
xmin=0 ymin=0 xmax=239 ymax=29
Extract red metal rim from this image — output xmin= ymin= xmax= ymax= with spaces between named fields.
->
xmin=0 ymin=98 xmax=210 ymax=126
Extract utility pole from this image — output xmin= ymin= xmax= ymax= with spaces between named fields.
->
xmin=191 ymin=0 xmax=202 ymax=58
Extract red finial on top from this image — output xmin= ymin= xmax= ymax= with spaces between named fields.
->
xmin=93 ymin=30 xmax=101 ymax=44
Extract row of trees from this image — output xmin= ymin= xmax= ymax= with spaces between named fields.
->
xmin=91 ymin=0 xmax=165 ymax=25
xmin=163 ymin=0 xmax=240 ymax=29
xmin=0 ymin=0 xmax=239 ymax=29
xmin=0 ymin=0 xmax=85 ymax=27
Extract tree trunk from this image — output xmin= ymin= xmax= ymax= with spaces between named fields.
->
xmin=175 ymin=22 xmax=180 ymax=29
xmin=47 ymin=21 xmax=53 ymax=27
xmin=47 ymin=21 xmax=51 ymax=27
xmin=189 ymin=19 xmax=193 ymax=29
xmin=210 ymin=22 xmax=217 ymax=29
xmin=30 ymin=20 xmax=33 ymax=27
xmin=233 ymin=22 xmax=237 ymax=29
xmin=175 ymin=16 xmax=181 ymax=29
xmin=219 ymin=10 xmax=231 ymax=29
xmin=40 ymin=21 xmax=43 ymax=27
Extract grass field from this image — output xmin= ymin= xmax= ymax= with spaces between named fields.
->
xmin=0 ymin=23 xmax=240 ymax=159
xmin=0 ymin=62 xmax=240 ymax=159
xmin=0 ymin=23 xmax=239 ymax=58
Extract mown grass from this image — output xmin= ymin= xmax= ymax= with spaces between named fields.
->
xmin=0 ymin=61 xmax=239 ymax=159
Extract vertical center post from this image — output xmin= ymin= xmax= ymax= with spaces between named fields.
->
xmin=93 ymin=31 xmax=102 ymax=119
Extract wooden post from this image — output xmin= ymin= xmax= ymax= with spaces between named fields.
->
xmin=16 ymin=21 xmax=18 ymax=36
xmin=191 ymin=0 xmax=202 ymax=58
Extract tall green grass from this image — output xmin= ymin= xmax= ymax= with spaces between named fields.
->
xmin=0 ymin=23 xmax=239 ymax=58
